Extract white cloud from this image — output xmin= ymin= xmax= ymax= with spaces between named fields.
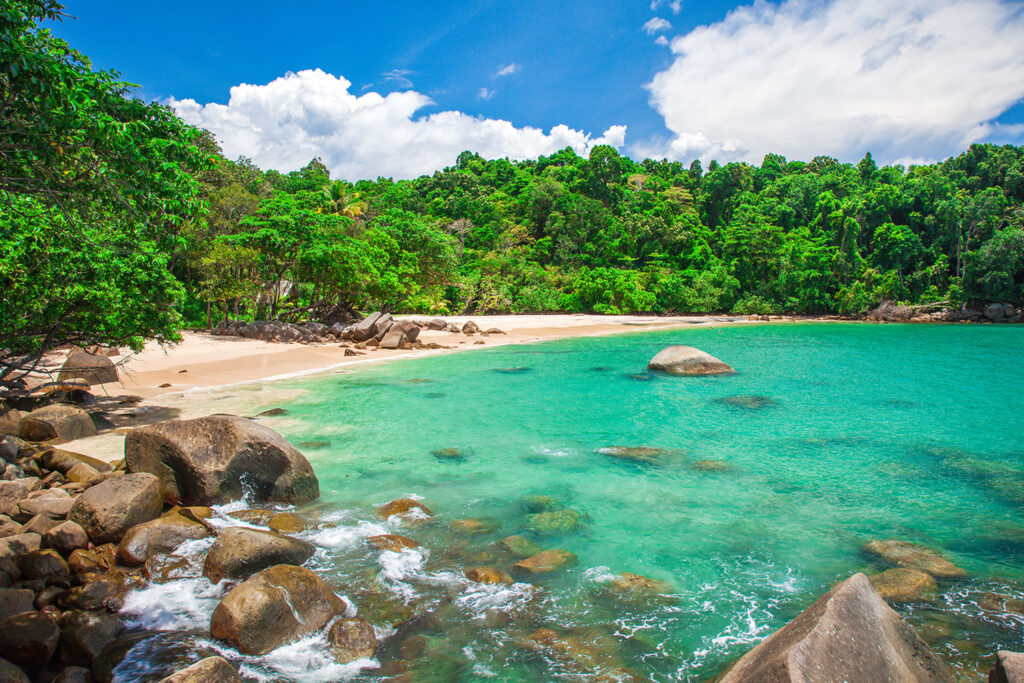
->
xmin=655 ymin=35 xmax=669 ymax=46
xmin=381 ymin=68 xmax=414 ymax=89
xmin=495 ymin=63 xmax=520 ymax=77
xmin=643 ymin=17 xmax=672 ymax=34
xmin=172 ymin=69 xmax=627 ymax=180
xmin=650 ymin=0 xmax=682 ymax=13
xmin=477 ymin=87 xmax=495 ymax=100
xmin=643 ymin=0 xmax=1024 ymax=165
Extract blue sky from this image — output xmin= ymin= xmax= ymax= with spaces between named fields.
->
xmin=51 ymin=0 xmax=1024 ymax=180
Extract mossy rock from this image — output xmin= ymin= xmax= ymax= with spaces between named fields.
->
xmin=526 ymin=509 xmax=584 ymax=536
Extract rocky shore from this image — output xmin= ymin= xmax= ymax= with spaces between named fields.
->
xmin=0 ymin=345 xmax=1021 ymax=681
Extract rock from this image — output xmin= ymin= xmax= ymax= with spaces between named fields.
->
xmin=431 ymin=447 xmax=466 ymax=460
xmin=0 ymin=480 xmax=41 ymax=518
xmin=43 ymin=521 xmax=89 ymax=555
xmin=522 ymin=495 xmax=561 ymax=513
xmin=720 ymin=573 xmax=954 ymax=682
xmin=526 ymin=509 xmax=583 ymax=535
xmin=462 ymin=321 xmax=480 ymax=335
xmin=328 ymin=618 xmax=377 ymax=664
xmin=68 ymin=473 xmax=163 ymax=545
xmin=381 ymin=321 xmax=421 ymax=349
xmin=228 ymin=508 xmax=273 ymax=526
xmin=691 ymin=459 xmax=732 ymax=472
xmin=16 ymin=495 xmax=73 ymax=520
xmin=366 ymin=534 xmax=420 ymax=552
xmin=0 ymin=589 xmax=34 ymax=622
xmin=116 ymin=509 xmax=211 ymax=566
xmin=372 ymin=313 xmax=394 ymax=339
xmin=864 ymin=540 xmax=966 ymax=578
xmin=57 ymin=352 xmax=118 ymax=386
xmin=511 ymin=549 xmax=577 ymax=576
xmin=0 ymin=434 xmax=20 ymax=461
xmin=986 ymin=303 xmax=1007 ymax=320
xmin=58 ymin=610 xmax=122 ymax=667
xmin=648 ymin=345 xmax=735 ymax=376
xmin=52 ymin=666 xmax=93 ymax=683
xmin=90 ymin=632 xmax=151 ymax=682
xmin=451 ymin=518 xmax=499 ymax=535
xmin=596 ymin=446 xmax=672 ymax=465
xmin=19 ymin=405 xmax=97 ymax=443
xmin=210 ymin=564 xmax=345 ymax=655
xmin=38 ymin=449 xmax=111 ymax=475
xmin=16 ymin=549 xmax=69 ymax=585
xmin=67 ymin=549 xmax=113 ymax=576
xmin=0 ymin=411 xmax=22 ymax=439
xmin=376 ymin=498 xmax=432 ymax=521
xmin=498 ymin=535 xmax=543 ymax=558
xmin=0 ymin=515 xmax=18 ymax=538
xmin=267 ymin=511 xmax=305 ymax=534
xmin=867 ymin=300 xmax=916 ymax=322
xmin=427 ymin=318 xmax=447 ymax=331
xmin=0 ymin=611 xmax=60 ymax=671
xmin=18 ymin=513 xmax=61 ymax=537
xmin=159 ymin=656 xmax=243 ymax=683
xmin=601 ymin=572 xmax=675 ymax=603
xmin=715 ymin=394 xmax=778 ymax=409
xmin=525 ymin=627 xmax=630 ymax=678
xmin=869 ymin=568 xmax=937 ymax=602
xmin=0 ymin=533 xmax=41 ymax=560
xmin=202 ymin=527 xmax=315 ymax=583
xmin=59 ymin=577 xmax=124 ymax=612
xmin=990 ymin=651 xmax=1024 ymax=683
xmin=125 ymin=415 xmax=319 ymax=506
xmin=0 ymin=658 xmax=28 ymax=683
xmin=485 ymin=328 xmax=506 ymax=335
xmin=350 ymin=312 xmax=384 ymax=342
xmin=465 ymin=567 xmax=513 ymax=585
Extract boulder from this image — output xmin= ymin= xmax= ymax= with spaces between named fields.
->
xmin=372 ymin=314 xmax=394 ymax=339
xmin=0 ymin=533 xmax=41 ymax=560
xmin=719 ymin=573 xmax=954 ymax=682
xmin=16 ymin=495 xmax=73 ymax=520
xmin=57 ymin=352 xmax=118 ymax=386
xmin=58 ymin=609 xmax=122 ymax=666
xmin=0 ymin=658 xmax=28 ymax=683
xmin=18 ymin=513 xmax=61 ymax=536
xmin=43 ymin=521 xmax=89 ymax=555
xmin=210 ymin=564 xmax=345 ymax=655
xmin=116 ymin=509 xmax=211 ymax=566
xmin=427 ymin=318 xmax=447 ymax=331
xmin=451 ymin=518 xmax=499 ymax=535
xmin=159 ymin=656 xmax=243 ymax=683
xmin=366 ymin=534 xmax=420 ymax=552
xmin=0 ymin=611 xmax=60 ymax=671
xmin=526 ymin=509 xmax=583 ymax=535
xmin=68 ymin=473 xmax=163 ymax=545
xmin=986 ymin=303 xmax=1006 ymax=320
xmin=0 ymin=588 xmax=34 ymax=622
xmin=990 ymin=651 xmax=1024 ymax=683
xmin=39 ymin=449 xmax=111 ymax=475
xmin=0 ymin=411 xmax=23 ymax=438
xmin=511 ymin=549 xmax=577 ymax=576
xmin=863 ymin=540 xmax=966 ymax=578
xmin=1004 ymin=304 xmax=1017 ymax=318
xmin=869 ymin=568 xmax=937 ymax=602
xmin=376 ymin=498 xmax=432 ymax=520
xmin=498 ymin=535 xmax=542 ymax=558
xmin=647 ymin=346 xmax=735 ymax=376
xmin=328 ymin=617 xmax=377 ymax=664
xmin=267 ymin=512 xmax=305 ymax=534
xmin=0 ymin=479 xmax=41 ymax=516
xmin=350 ymin=312 xmax=383 ymax=342
xmin=867 ymin=300 xmax=915 ymax=321
xmin=461 ymin=321 xmax=480 ymax=335
xmin=19 ymin=405 xmax=96 ymax=443
xmin=465 ymin=567 xmax=513 ymax=585
xmin=380 ymin=320 xmax=421 ymax=349
xmin=202 ymin=527 xmax=315 ymax=583
xmin=16 ymin=549 xmax=70 ymax=585
xmin=601 ymin=573 xmax=675 ymax=604
xmin=124 ymin=415 xmax=319 ymax=506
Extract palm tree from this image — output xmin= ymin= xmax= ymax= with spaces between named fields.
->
xmin=322 ymin=180 xmax=368 ymax=218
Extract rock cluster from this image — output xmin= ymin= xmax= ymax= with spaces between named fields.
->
xmin=867 ymin=300 xmax=1022 ymax=323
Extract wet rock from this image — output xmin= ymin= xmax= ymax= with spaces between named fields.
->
xmin=0 ymin=588 xmax=34 ymax=621
xmin=647 ymin=345 xmax=735 ymax=376
xmin=691 ymin=459 xmax=732 ymax=472
xmin=91 ymin=632 xmax=152 ymax=683
xmin=451 ymin=518 xmax=499 ymax=535
xmin=715 ymin=394 xmax=778 ymax=409
xmin=16 ymin=549 xmax=69 ymax=586
xmin=869 ymin=568 xmax=937 ymax=602
xmin=525 ymin=627 xmax=631 ymax=680
xmin=498 ymin=535 xmax=543 ymax=558
xmin=328 ymin=617 xmax=377 ymax=663
xmin=256 ymin=407 xmax=288 ymax=418
xmin=864 ymin=540 xmax=966 ymax=578
xmin=601 ymin=572 xmax=675 ymax=604
xmin=596 ymin=446 xmax=672 ymax=465
xmin=59 ymin=577 xmax=125 ymax=612
xmin=227 ymin=508 xmax=273 ymax=526
xmin=143 ymin=554 xmax=191 ymax=583
xmin=116 ymin=508 xmax=211 ymax=566
xmin=202 ymin=527 xmax=315 ymax=583
xmin=19 ymin=405 xmax=97 ymax=443
xmin=268 ymin=512 xmax=305 ymax=534
xmin=125 ymin=415 xmax=320 ymax=506
xmin=0 ymin=658 xmax=28 ymax=682
xmin=990 ymin=651 xmax=1024 ymax=683
xmin=0 ymin=610 xmax=59 ymax=671
xmin=522 ymin=495 xmax=561 ymax=513
xmin=67 ymin=549 xmax=113 ymax=575
xmin=376 ymin=498 xmax=432 ymax=521
xmin=52 ymin=666 xmax=93 ymax=683
xmin=58 ymin=610 xmax=122 ymax=667
xmin=210 ymin=564 xmax=345 ymax=655
xmin=43 ymin=521 xmax=89 ymax=555
xmin=511 ymin=549 xmax=577 ymax=576
xmin=158 ymin=656 xmax=242 ymax=683
xmin=465 ymin=567 xmax=513 ymax=585
xmin=431 ymin=447 xmax=466 ymax=460
xmin=719 ymin=573 xmax=954 ymax=682
xmin=68 ymin=473 xmax=163 ymax=545
xmin=0 ymin=533 xmax=41 ymax=560
xmin=526 ymin=509 xmax=583 ymax=535
xmin=366 ymin=534 xmax=420 ymax=552
xmin=58 ymin=352 xmax=118 ymax=386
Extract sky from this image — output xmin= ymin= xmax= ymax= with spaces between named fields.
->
xmin=50 ymin=0 xmax=1024 ymax=180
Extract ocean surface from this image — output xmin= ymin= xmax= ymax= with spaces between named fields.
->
xmin=118 ymin=323 xmax=1024 ymax=681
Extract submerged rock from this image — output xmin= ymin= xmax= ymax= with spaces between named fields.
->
xmin=125 ymin=415 xmax=319 ymax=506
xmin=68 ymin=473 xmax=163 ymax=545
xmin=450 ymin=518 xmax=499 ymax=535
xmin=203 ymin=527 xmax=315 ymax=583
xmin=512 ymin=549 xmax=577 ymax=576
xmin=719 ymin=573 xmax=954 ymax=682
xmin=596 ymin=446 xmax=674 ymax=466
xmin=868 ymin=568 xmax=937 ymax=602
xmin=600 ymin=572 xmax=675 ymax=604
xmin=522 ymin=495 xmax=561 ymax=513
xmin=715 ymin=394 xmax=778 ymax=410
xmin=210 ymin=564 xmax=345 ymax=655
xmin=691 ymin=459 xmax=732 ymax=472
xmin=498 ymin=535 xmax=543 ymax=558
xmin=431 ymin=448 xmax=467 ymax=461
xmin=376 ymin=498 xmax=432 ymax=521
xmin=267 ymin=512 xmax=305 ymax=534
xmin=366 ymin=534 xmax=420 ymax=552
xmin=492 ymin=366 xmax=531 ymax=374
xmin=526 ymin=509 xmax=584 ymax=535
xmin=524 ymin=627 xmax=631 ymax=680
xmin=328 ymin=618 xmax=377 ymax=663
xmin=159 ymin=656 xmax=243 ymax=683
xmin=864 ymin=540 xmax=966 ymax=578
xmin=647 ymin=345 xmax=735 ymax=376
xmin=465 ymin=566 xmax=513 ymax=585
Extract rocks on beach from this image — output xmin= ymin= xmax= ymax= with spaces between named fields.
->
xmin=647 ymin=345 xmax=735 ymax=376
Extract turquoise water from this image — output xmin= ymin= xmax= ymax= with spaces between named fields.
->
xmin=126 ymin=323 xmax=1024 ymax=681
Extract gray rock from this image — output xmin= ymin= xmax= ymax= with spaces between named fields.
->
xmin=57 ymin=352 xmax=118 ymax=386
xmin=427 ymin=318 xmax=447 ymax=330
xmin=124 ymin=415 xmax=319 ymax=506
xmin=986 ymin=303 xmax=1006 ymax=320
xmin=0 ymin=479 xmax=41 ymax=516
xmin=719 ymin=573 xmax=954 ymax=682
xmin=0 ymin=435 xmax=19 ymax=462
xmin=350 ymin=312 xmax=383 ymax=342
xmin=68 ymin=473 xmax=163 ymax=545
xmin=1004 ymin=304 xmax=1018 ymax=318
xmin=990 ymin=650 xmax=1024 ymax=683
xmin=648 ymin=345 xmax=736 ymax=376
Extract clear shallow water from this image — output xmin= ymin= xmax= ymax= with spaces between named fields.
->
xmin=120 ymin=323 xmax=1024 ymax=681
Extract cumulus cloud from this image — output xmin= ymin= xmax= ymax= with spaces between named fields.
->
xmin=643 ymin=17 xmax=672 ymax=34
xmin=495 ymin=63 xmax=520 ymax=77
xmin=643 ymin=0 xmax=1024 ymax=165
xmin=172 ymin=69 xmax=627 ymax=180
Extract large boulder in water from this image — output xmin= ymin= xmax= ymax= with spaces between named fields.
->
xmin=719 ymin=573 xmax=954 ymax=682
xmin=57 ymin=352 xmax=118 ymax=385
xmin=202 ymin=527 xmax=314 ymax=583
xmin=210 ymin=564 xmax=345 ymax=655
xmin=68 ymin=473 xmax=163 ymax=545
xmin=19 ymin=405 xmax=96 ymax=443
xmin=124 ymin=415 xmax=319 ymax=506
xmin=647 ymin=346 xmax=735 ymax=376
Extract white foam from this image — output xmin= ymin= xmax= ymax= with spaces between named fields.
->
xmin=120 ymin=577 xmax=224 ymax=631
xmin=304 ymin=519 xmax=390 ymax=549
